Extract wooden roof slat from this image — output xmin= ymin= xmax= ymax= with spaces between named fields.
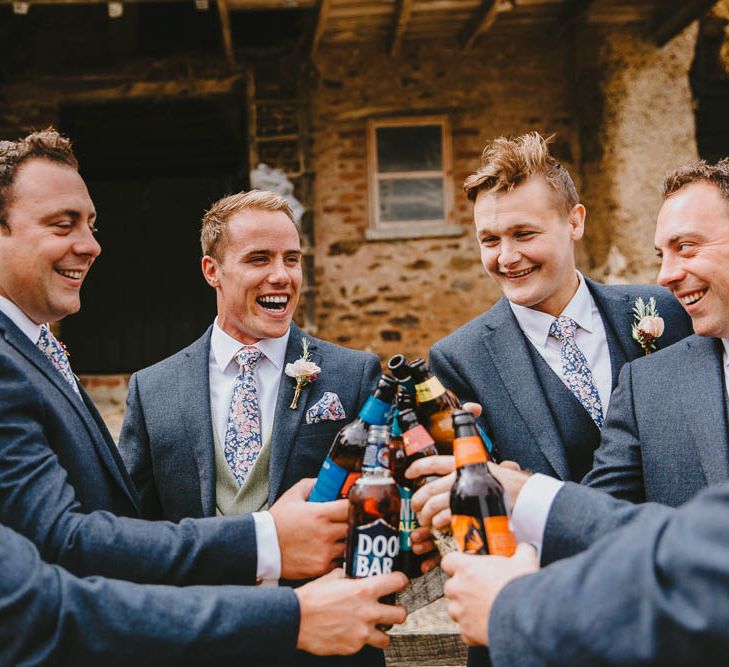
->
xmin=459 ymin=0 xmax=500 ymax=49
xmin=310 ymin=0 xmax=332 ymax=57
xmin=390 ymin=0 xmax=413 ymax=55
xmin=217 ymin=0 xmax=235 ymax=68
xmin=648 ymin=0 xmax=716 ymax=46
xmin=561 ymin=0 xmax=597 ymax=26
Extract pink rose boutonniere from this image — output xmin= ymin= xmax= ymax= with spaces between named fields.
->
xmin=631 ymin=297 xmax=665 ymax=355
xmin=285 ymin=338 xmax=321 ymax=409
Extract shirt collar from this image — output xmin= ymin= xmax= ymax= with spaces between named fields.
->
xmin=210 ymin=318 xmax=290 ymax=372
xmin=0 ymin=295 xmax=43 ymax=344
xmin=721 ymin=338 xmax=729 ymax=369
xmin=509 ymin=271 xmax=595 ymax=348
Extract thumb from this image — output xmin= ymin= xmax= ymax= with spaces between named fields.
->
xmin=513 ymin=542 xmax=538 ymax=565
xmin=288 ymin=477 xmax=316 ymax=500
xmin=462 ymin=401 xmax=482 ymax=418
xmin=364 ymin=571 xmax=409 ymax=598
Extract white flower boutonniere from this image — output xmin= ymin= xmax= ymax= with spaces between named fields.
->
xmin=631 ymin=297 xmax=665 ymax=355
xmin=285 ymin=338 xmax=321 ymax=409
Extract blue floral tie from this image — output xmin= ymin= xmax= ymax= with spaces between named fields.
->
xmin=37 ymin=324 xmax=80 ymax=396
xmin=549 ymin=316 xmax=604 ymax=428
xmin=223 ymin=346 xmax=263 ymax=486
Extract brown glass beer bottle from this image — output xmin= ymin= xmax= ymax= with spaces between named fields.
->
xmin=450 ymin=410 xmax=516 ymax=556
xmin=398 ymin=408 xmax=440 ymax=490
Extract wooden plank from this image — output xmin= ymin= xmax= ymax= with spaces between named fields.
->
xmin=648 ymin=0 xmax=717 ymax=46
xmin=310 ymin=0 xmax=332 ymax=57
xmin=386 ymin=634 xmax=467 ymax=667
xmin=561 ymin=0 xmax=597 ymax=27
xmin=217 ymin=0 xmax=235 ymax=68
xmin=459 ymin=0 xmax=499 ymax=49
xmin=390 ymin=0 xmax=413 ymax=55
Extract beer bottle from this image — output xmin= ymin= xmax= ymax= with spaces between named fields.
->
xmin=450 ymin=410 xmax=515 ymax=556
xmin=398 ymin=408 xmax=440 ymax=490
xmin=309 ymin=375 xmax=398 ymax=502
xmin=346 ymin=425 xmax=402 ymax=627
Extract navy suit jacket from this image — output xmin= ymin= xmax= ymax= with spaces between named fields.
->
xmin=489 ymin=481 xmax=729 ymax=666
xmin=544 ymin=333 xmax=729 ymax=564
xmin=0 ymin=311 xmax=259 ymax=586
xmin=118 ymin=322 xmax=381 ymax=520
xmin=0 ymin=522 xmax=299 ymax=666
xmin=429 ymin=280 xmax=692 ymax=480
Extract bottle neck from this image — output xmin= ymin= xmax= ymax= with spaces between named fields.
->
xmin=453 ymin=435 xmax=489 ymax=469
xmin=414 ymin=375 xmax=447 ymax=403
xmin=358 ymin=395 xmax=392 ymax=426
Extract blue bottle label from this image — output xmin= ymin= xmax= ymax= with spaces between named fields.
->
xmin=398 ymin=486 xmax=416 ymax=552
xmin=477 ymin=423 xmax=496 ymax=456
xmin=309 ymin=456 xmax=348 ymax=503
xmin=349 ymin=518 xmax=399 ymax=577
xmin=358 ymin=396 xmax=392 ymax=426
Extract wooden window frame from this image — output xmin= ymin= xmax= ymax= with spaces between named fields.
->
xmin=366 ymin=116 xmax=461 ymax=241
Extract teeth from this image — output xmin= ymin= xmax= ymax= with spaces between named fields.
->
xmin=57 ymin=269 xmax=82 ymax=280
xmin=681 ymin=290 xmax=706 ymax=305
xmin=507 ymin=268 xmax=534 ymax=278
xmin=258 ymin=296 xmax=288 ymax=304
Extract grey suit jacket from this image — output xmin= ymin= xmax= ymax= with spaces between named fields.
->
xmin=544 ymin=333 xmax=729 ymax=564
xmin=430 ymin=280 xmax=692 ymax=480
xmin=0 ymin=311 xmax=259 ymax=586
xmin=489 ymin=480 xmax=729 ymax=666
xmin=0 ymin=522 xmax=299 ymax=666
xmin=119 ymin=322 xmax=381 ymax=521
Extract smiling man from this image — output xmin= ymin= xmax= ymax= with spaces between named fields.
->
xmin=118 ymin=190 xmax=383 ymax=666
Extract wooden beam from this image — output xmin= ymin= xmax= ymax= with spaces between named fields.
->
xmin=310 ymin=0 xmax=331 ymax=58
xmin=217 ymin=0 xmax=235 ymax=68
xmin=460 ymin=0 xmax=499 ymax=50
xmin=561 ymin=0 xmax=597 ymax=27
xmin=649 ymin=0 xmax=717 ymax=47
xmin=389 ymin=0 xmax=413 ymax=57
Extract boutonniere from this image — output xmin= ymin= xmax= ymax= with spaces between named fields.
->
xmin=285 ymin=338 xmax=321 ymax=409
xmin=631 ymin=297 xmax=665 ymax=355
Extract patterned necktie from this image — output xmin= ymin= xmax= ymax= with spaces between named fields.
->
xmin=224 ymin=346 xmax=264 ymax=486
xmin=549 ymin=315 xmax=604 ymax=428
xmin=37 ymin=324 xmax=80 ymax=396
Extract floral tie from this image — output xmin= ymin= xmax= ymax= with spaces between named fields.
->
xmin=36 ymin=324 xmax=80 ymax=396
xmin=224 ymin=346 xmax=264 ymax=486
xmin=549 ymin=316 xmax=604 ymax=428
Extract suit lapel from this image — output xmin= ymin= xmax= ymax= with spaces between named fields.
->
xmin=682 ymin=336 xmax=729 ymax=485
xmin=268 ymin=324 xmax=312 ymax=503
xmin=178 ymin=327 xmax=217 ymax=517
xmin=586 ymin=279 xmax=632 ymax=389
xmin=483 ymin=300 xmax=570 ymax=479
xmin=0 ymin=313 xmax=138 ymax=508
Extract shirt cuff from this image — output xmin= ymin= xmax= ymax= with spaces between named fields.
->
xmin=510 ymin=473 xmax=564 ymax=559
xmin=253 ymin=511 xmax=281 ymax=583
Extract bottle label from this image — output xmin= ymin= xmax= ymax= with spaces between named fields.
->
xmin=340 ymin=471 xmax=362 ymax=498
xmin=402 ymin=424 xmax=436 ymax=456
xmin=451 ymin=515 xmax=487 ymax=554
xmin=398 ymin=486 xmax=416 ymax=552
xmin=414 ymin=377 xmax=447 ymax=403
xmin=476 ymin=423 xmax=496 ymax=460
xmin=349 ymin=518 xmax=399 ymax=577
xmin=362 ymin=443 xmax=390 ymax=473
xmin=484 ymin=516 xmax=516 ymax=557
xmin=454 ymin=436 xmax=489 ymax=468
xmin=309 ymin=456 xmax=349 ymax=503
xmin=358 ymin=397 xmax=392 ymax=426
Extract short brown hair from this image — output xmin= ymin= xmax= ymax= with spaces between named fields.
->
xmin=464 ymin=132 xmax=579 ymax=215
xmin=0 ymin=128 xmax=79 ymax=230
xmin=201 ymin=189 xmax=296 ymax=260
xmin=662 ymin=158 xmax=729 ymax=205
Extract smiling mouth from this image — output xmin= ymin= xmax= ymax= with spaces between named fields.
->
xmin=56 ymin=269 xmax=84 ymax=280
xmin=257 ymin=295 xmax=289 ymax=312
xmin=680 ymin=290 xmax=706 ymax=306
xmin=504 ymin=267 xmax=536 ymax=279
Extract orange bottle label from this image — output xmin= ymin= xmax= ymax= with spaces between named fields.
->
xmin=451 ymin=515 xmax=487 ymax=554
xmin=415 ymin=376 xmax=446 ymax=403
xmin=454 ymin=436 xmax=489 ymax=467
xmin=484 ymin=516 xmax=516 ymax=556
xmin=339 ymin=472 xmax=361 ymax=498
xmin=402 ymin=424 xmax=436 ymax=456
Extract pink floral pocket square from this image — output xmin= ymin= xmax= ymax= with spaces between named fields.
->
xmin=306 ymin=392 xmax=346 ymax=424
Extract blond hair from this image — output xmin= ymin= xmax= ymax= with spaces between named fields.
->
xmin=464 ymin=132 xmax=579 ymax=214
xmin=201 ymin=189 xmax=296 ymax=260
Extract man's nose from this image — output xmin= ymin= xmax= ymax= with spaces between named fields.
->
xmin=657 ymin=254 xmax=683 ymax=288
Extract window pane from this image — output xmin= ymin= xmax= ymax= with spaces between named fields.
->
xmin=376 ymin=125 xmax=442 ymax=173
xmin=379 ymin=178 xmax=444 ymax=222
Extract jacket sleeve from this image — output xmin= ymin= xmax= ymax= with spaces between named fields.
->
xmin=0 ymin=523 xmax=299 ymax=666
xmin=0 ymin=353 xmax=259 ymax=586
xmin=117 ymin=372 xmax=164 ymax=519
xmin=490 ymin=482 xmax=729 ymax=667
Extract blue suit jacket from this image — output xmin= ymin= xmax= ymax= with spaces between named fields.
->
xmin=489 ymin=481 xmax=729 ymax=666
xmin=429 ymin=280 xmax=692 ymax=480
xmin=0 ymin=522 xmax=299 ymax=666
xmin=544 ymin=333 xmax=729 ymax=564
xmin=118 ymin=322 xmax=381 ymax=520
xmin=0 ymin=311 xmax=259 ymax=585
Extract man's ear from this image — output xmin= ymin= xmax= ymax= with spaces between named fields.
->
xmin=567 ymin=203 xmax=586 ymax=242
xmin=201 ymin=255 xmax=220 ymax=288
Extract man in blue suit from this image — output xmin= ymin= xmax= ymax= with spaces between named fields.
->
xmin=0 ymin=129 xmax=406 ymax=658
xmin=0 ymin=521 xmax=406 ymax=665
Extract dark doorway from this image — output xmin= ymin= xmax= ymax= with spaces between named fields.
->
xmin=60 ymin=93 xmax=247 ymax=373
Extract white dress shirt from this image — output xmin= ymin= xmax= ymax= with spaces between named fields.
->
xmin=0 ymin=295 xmax=42 ymax=343
xmin=209 ymin=319 xmax=290 ymax=582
